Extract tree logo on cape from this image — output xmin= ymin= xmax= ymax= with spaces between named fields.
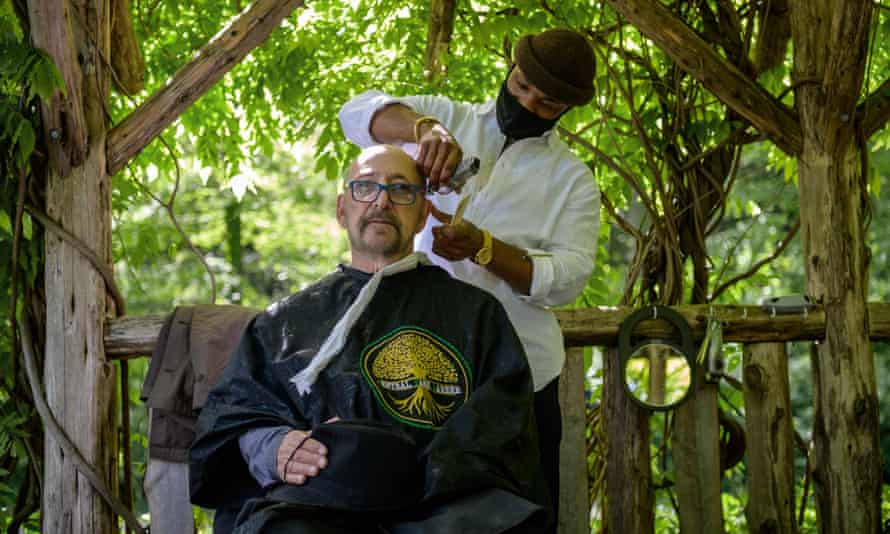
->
xmin=361 ymin=326 xmax=471 ymax=429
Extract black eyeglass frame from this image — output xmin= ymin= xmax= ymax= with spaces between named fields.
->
xmin=346 ymin=180 xmax=425 ymax=206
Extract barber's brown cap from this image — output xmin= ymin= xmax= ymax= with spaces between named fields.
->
xmin=514 ymin=29 xmax=596 ymax=106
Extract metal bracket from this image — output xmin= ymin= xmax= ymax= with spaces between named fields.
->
xmin=760 ymin=295 xmax=815 ymax=317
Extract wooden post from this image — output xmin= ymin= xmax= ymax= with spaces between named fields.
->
xmin=791 ymin=2 xmax=882 ymax=531
xmin=743 ymin=343 xmax=796 ymax=534
xmin=602 ymin=347 xmax=653 ymax=533
xmin=31 ymin=0 xmax=117 ymax=531
xmin=674 ymin=378 xmax=724 ymax=534
xmin=559 ymin=347 xmax=590 ymax=534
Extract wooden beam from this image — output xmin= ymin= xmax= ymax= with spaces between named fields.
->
xmin=603 ymin=0 xmax=803 ymax=156
xmin=557 ymin=303 xmax=890 ymax=346
xmin=104 ymin=303 xmax=890 ymax=358
xmin=105 ymin=0 xmax=305 ymax=175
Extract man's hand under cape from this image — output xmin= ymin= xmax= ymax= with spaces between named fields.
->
xmin=277 ymin=430 xmax=328 ymax=485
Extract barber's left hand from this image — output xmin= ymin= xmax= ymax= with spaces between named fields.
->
xmin=430 ymin=206 xmax=485 ymax=262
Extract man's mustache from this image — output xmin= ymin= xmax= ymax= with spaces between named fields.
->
xmin=359 ymin=210 xmax=400 ymax=231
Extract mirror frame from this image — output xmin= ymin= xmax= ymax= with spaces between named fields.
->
xmin=617 ymin=306 xmax=697 ymax=412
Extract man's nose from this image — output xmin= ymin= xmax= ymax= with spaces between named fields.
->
xmin=373 ymin=188 xmax=393 ymax=208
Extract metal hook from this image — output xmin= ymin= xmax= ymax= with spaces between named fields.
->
xmin=653 ymin=305 xmax=658 ymax=320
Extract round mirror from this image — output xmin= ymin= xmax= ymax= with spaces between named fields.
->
xmin=617 ymin=306 xmax=697 ymax=412
xmin=623 ymin=342 xmax=693 ymax=409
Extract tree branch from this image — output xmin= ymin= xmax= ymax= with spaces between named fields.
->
xmin=603 ymin=0 xmax=803 ymax=155
xmin=710 ymin=217 xmax=800 ymax=301
xmin=106 ymin=0 xmax=305 ymax=175
xmin=858 ymin=77 xmax=890 ymax=139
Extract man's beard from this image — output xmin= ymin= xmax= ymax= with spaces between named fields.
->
xmin=350 ymin=209 xmax=404 ymax=257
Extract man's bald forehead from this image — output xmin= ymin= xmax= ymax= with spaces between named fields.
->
xmin=347 ymin=145 xmax=424 ymax=184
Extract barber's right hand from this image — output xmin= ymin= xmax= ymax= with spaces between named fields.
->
xmin=277 ymin=429 xmax=328 ymax=485
xmin=416 ymin=120 xmax=462 ymax=192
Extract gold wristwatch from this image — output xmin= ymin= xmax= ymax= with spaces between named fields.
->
xmin=474 ymin=229 xmax=493 ymax=266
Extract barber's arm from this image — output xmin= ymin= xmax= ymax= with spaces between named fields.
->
xmin=431 ymin=169 xmax=600 ymax=305
xmin=370 ymin=103 xmax=463 ymax=188
xmin=430 ymin=208 xmax=533 ymax=296
xmin=339 ymin=90 xmax=462 ymax=189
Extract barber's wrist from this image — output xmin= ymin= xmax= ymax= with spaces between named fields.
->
xmin=472 ymin=228 xmax=494 ymax=266
xmin=413 ymin=115 xmax=440 ymax=142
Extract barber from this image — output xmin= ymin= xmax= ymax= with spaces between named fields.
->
xmin=339 ymin=28 xmax=600 ymax=531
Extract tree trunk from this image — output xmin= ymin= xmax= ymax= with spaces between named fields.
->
xmin=603 ymin=348 xmax=653 ymax=534
xmin=743 ymin=343 xmax=796 ymax=534
xmin=790 ymin=2 xmax=882 ymax=532
xmin=37 ymin=0 xmax=117 ymax=532
xmin=797 ymin=141 xmax=881 ymax=533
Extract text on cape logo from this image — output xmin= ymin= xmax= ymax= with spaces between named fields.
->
xmin=361 ymin=326 xmax=471 ymax=429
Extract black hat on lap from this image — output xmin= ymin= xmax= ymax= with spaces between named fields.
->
xmin=264 ymin=419 xmax=423 ymax=512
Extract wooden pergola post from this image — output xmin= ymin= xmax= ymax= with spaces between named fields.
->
xmin=30 ymin=0 xmax=117 ymax=530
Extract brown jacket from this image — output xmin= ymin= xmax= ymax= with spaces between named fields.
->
xmin=141 ymin=304 xmax=258 ymax=461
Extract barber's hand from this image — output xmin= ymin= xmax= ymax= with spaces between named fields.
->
xmin=416 ymin=121 xmax=462 ymax=191
xmin=277 ymin=430 xmax=328 ymax=485
xmin=430 ymin=206 xmax=485 ymax=262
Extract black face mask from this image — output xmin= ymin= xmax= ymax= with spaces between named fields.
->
xmin=495 ymin=80 xmax=560 ymax=140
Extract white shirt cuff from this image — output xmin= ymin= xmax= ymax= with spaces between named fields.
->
xmin=523 ymin=250 xmax=554 ymax=305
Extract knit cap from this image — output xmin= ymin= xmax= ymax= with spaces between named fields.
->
xmin=514 ymin=29 xmax=596 ymax=106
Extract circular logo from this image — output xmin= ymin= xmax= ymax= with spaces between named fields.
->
xmin=361 ymin=326 xmax=471 ymax=429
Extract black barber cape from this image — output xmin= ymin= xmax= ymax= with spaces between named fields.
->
xmin=189 ymin=264 xmax=547 ymax=533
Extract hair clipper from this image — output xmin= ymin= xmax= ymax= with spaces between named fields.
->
xmin=428 ymin=157 xmax=480 ymax=194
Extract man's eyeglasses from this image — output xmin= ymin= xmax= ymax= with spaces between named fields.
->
xmin=347 ymin=180 xmax=423 ymax=206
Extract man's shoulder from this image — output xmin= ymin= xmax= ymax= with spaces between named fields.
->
xmin=256 ymin=270 xmax=350 ymax=325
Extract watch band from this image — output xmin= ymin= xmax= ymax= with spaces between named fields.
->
xmin=474 ymin=229 xmax=493 ymax=266
xmin=413 ymin=116 xmax=439 ymax=142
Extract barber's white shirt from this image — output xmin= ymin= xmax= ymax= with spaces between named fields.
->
xmin=339 ymin=91 xmax=600 ymax=390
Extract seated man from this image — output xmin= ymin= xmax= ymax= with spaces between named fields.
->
xmin=189 ymin=145 xmax=548 ymax=533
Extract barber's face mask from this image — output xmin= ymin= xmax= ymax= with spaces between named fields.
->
xmin=495 ymin=79 xmax=561 ymax=140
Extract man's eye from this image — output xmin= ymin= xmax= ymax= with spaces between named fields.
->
xmin=355 ymin=182 xmax=377 ymax=195
xmin=389 ymin=184 xmax=412 ymax=193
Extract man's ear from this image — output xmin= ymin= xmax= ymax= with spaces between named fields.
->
xmin=336 ymin=193 xmax=347 ymax=228
xmin=414 ymin=198 xmax=432 ymax=235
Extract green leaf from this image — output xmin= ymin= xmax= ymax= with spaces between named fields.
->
xmin=16 ymin=119 xmax=35 ymax=166
xmin=28 ymin=49 xmax=67 ymax=101
xmin=22 ymin=212 xmax=32 ymax=240
xmin=0 ymin=210 xmax=11 ymax=236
